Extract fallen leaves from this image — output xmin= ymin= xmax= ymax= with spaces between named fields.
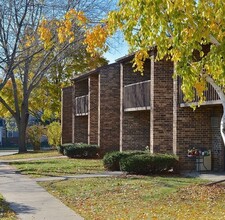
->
xmin=39 ymin=176 xmax=225 ymax=220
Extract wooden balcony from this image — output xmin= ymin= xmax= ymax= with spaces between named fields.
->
xmin=75 ymin=95 xmax=88 ymax=116
xmin=124 ymin=80 xmax=150 ymax=111
xmin=178 ymin=80 xmax=222 ymax=107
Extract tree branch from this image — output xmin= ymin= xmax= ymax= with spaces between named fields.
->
xmin=0 ymin=96 xmax=16 ymax=118
xmin=205 ymin=75 xmax=225 ymax=106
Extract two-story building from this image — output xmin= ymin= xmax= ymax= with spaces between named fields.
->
xmin=62 ymin=63 xmax=121 ymax=154
xmin=62 ymin=51 xmax=224 ymax=171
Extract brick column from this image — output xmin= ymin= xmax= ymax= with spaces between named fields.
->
xmin=99 ymin=64 xmax=120 ymax=153
xmin=150 ymin=58 xmax=174 ymax=153
xmin=61 ymin=86 xmax=73 ymax=144
xmin=88 ymin=74 xmax=99 ymax=145
xmin=74 ymin=79 xmax=88 ymax=143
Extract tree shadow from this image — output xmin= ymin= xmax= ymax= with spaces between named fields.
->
xmin=9 ymin=201 xmax=36 ymax=214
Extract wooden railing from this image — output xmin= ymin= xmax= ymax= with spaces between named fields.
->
xmin=124 ymin=80 xmax=150 ymax=111
xmin=178 ymin=79 xmax=221 ymax=106
xmin=75 ymin=95 xmax=88 ymax=116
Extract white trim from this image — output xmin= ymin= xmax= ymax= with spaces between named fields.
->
xmin=180 ymin=100 xmax=222 ymax=107
xmin=124 ymin=106 xmax=151 ymax=112
xmin=124 ymin=80 xmax=150 ymax=88
xmin=120 ymin=63 xmax=124 ymax=152
xmin=75 ymin=94 xmax=88 ymax=99
xmin=75 ymin=113 xmax=88 ymax=117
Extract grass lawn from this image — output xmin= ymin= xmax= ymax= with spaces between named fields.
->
xmin=0 ymin=150 xmax=61 ymax=160
xmin=0 ymin=194 xmax=17 ymax=220
xmin=10 ymin=158 xmax=104 ymax=177
xmin=40 ymin=176 xmax=225 ymax=220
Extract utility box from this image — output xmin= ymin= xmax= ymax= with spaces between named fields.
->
xmin=196 ymin=152 xmax=212 ymax=171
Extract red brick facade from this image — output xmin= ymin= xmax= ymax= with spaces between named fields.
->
xmin=62 ymin=63 xmax=120 ymax=154
xmin=99 ymin=64 xmax=120 ymax=153
xmin=88 ymin=74 xmax=99 ymax=145
xmin=74 ymin=79 xmax=88 ymax=143
xmin=120 ymin=58 xmax=150 ymax=151
xmin=62 ymin=53 xmax=225 ymax=171
xmin=150 ymin=58 xmax=174 ymax=154
xmin=61 ymin=86 xmax=73 ymax=144
xmin=176 ymin=105 xmax=224 ymax=171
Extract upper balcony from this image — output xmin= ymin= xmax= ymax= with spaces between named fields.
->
xmin=178 ymin=80 xmax=222 ymax=107
xmin=124 ymin=80 xmax=150 ymax=111
xmin=75 ymin=95 xmax=88 ymax=116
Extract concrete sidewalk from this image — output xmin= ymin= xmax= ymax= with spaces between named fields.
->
xmin=0 ymin=162 xmax=83 ymax=220
xmin=183 ymin=171 xmax=225 ymax=182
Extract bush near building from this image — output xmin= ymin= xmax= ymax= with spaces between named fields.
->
xmin=60 ymin=143 xmax=100 ymax=159
xmin=103 ymin=151 xmax=179 ymax=174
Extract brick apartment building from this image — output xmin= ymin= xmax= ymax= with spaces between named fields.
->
xmin=62 ymin=63 xmax=121 ymax=154
xmin=62 ymin=51 xmax=225 ymax=171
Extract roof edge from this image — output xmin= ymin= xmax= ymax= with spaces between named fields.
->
xmin=71 ymin=62 xmax=118 ymax=82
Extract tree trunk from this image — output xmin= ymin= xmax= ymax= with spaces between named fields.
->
xmin=206 ymin=75 xmax=225 ymax=146
xmin=18 ymin=123 xmax=27 ymax=153
xmin=220 ymin=108 xmax=225 ymax=146
xmin=17 ymin=103 xmax=29 ymax=153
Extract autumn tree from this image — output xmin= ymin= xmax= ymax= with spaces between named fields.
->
xmin=97 ymin=0 xmax=225 ymax=144
xmin=0 ymin=0 xmax=113 ymax=153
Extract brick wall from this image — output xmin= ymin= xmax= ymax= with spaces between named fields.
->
xmin=74 ymin=116 xmax=88 ymax=143
xmin=121 ymin=59 xmax=150 ymax=151
xmin=123 ymin=60 xmax=150 ymax=85
xmin=176 ymin=105 xmax=224 ymax=171
xmin=99 ymin=63 xmax=120 ymax=153
xmin=122 ymin=111 xmax=150 ymax=151
xmin=74 ymin=79 xmax=88 ymax=143
xmin=88 ymin=74 xmax=99 ymax=145
xmin=151 ymin=59 xmax=174 ymax=153
xmin=211 ymin=115 xmax=224 ymax=171
xmin=61 ymin=86 xmax=73 ymax=144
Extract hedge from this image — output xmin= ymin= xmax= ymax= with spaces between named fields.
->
xmin=61 ymin=143 xmax=99 ymax=158
xmin=57 ymin=145 xmax=65 ymax=155
xmin=120 ymin=153 xmax=179 ymax=175
xmin=103 ymin=151 xmax=146 ymax=171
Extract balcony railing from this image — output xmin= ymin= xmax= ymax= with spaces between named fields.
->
xmin=178 ymin=79 xmax=221 ymax=106
xmin=124 ymin=80 xmax=150 ymax=111
xmin=75 ymin=95 xmax=88 ymax=116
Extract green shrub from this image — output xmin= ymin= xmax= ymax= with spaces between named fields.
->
xmin=26 ymin=125 xmax=45 ymax=151
xmin=103 ymin=151 xmax=146 ymax=171
xmin=63 ymin=143 xmax=99 ymax=158
xmin=47 ymin=122 xmax=61 ymax=148
xmin=57 ymin=145 xmax=65 ymax=155
xmin=120 ymin=154 xmax=179 ymax=175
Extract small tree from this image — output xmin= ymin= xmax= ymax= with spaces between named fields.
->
xmin=0 ymin=0 xmax=113 ymax=153
xmin=26 ymin=125 xmax=45 ymax=151
xmin=47 ymin=122 xmax=61 ymax=148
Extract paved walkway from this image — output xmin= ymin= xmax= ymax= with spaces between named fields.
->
xmin=183 ymin=171 xmax=225 ymax=182
xmin=0 ymin=150 xmax=18 ymax=156
xmin=0 ymin=162 xmax=83 ymax=220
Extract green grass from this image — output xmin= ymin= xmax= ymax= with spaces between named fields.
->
xmin=40 ymin=176 xmax=225 ymax=220
xmin=10 ymin=158 xmax=104 ymax=177
xmin=0 ymin=195 xmax=17 ymax=220
xmin=0 ymin=150 xmax=61 ymax=160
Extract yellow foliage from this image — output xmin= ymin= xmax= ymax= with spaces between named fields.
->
xmin=194 ymin=79 xmax=206 ymax=103
xmin=25 ymin=36 xmax=35 ymax=47
xmin=84 ymin=25 xmax=108 ymax=54
xmin=38 ymin=19 xmax=53 ymax=49
xmin=133 ymin=49 xmax=149 ymax=73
